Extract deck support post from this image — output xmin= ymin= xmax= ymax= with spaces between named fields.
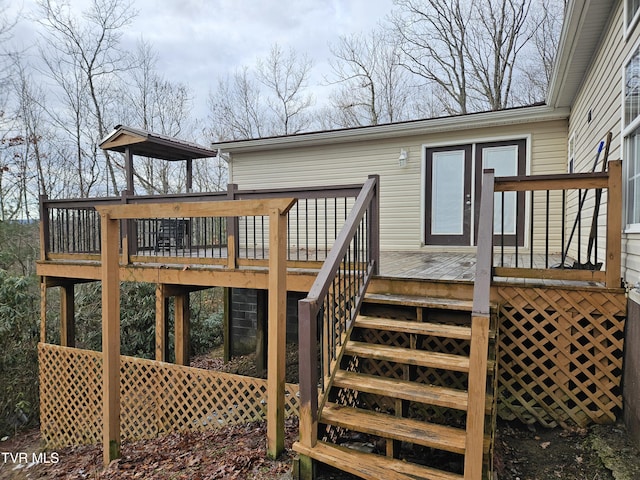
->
xmin=174 ymin=292 xmax=190 ymax=366
xmin=155 ymin=284 xmax=170 ymax=362
xmin=223 ymin=287 xmax=231 ymax=362
xmin=606 ymin=160 xmax=622 ymax=288
xmin=60 ymin=283 xmax=75 ymax=347
xmin=464 ymin=315 xmax=490 ymax=480
xmin=40 ymin=278 xmax=47 ymax=343
xmin=267 ymin=206 xmax=288 ymax=459
xmin=256 ymin=289 xmax=268 ymax=376
xmin=100 ymin=211 xmax=121 ymax=466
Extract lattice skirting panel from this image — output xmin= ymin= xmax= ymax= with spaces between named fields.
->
xmin=496 ymin=286 xmax=626 ymax=428
xmin=39 ymin=344 xmax=299 ymax=448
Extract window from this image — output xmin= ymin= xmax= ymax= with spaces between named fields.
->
xmin=568 ymin=134 xmax=575 ymax=173
xmin=624 ymin=45 xmax=640 ymax=230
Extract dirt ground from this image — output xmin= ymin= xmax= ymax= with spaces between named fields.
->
xmin=2 ymin=420 xmax=640 ymax=480
xmin=4 ymin=351 xmax=640 ymax=479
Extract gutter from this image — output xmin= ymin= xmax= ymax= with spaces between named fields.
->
xmin=213 ymin=104 xmax=570 ymax=154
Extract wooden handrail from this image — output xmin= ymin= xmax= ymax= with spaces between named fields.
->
xmin=297 ymin=175 xmax=379 ymax=465
xmin=40 ymin=181 xmax=364 ymax=209
xmin=95 ymin=198 xmax=297 ymax=219
xmin=495 ymin=171 xmax=608 ymax=192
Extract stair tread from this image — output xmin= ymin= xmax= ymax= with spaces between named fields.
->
xmin=294 ymin=440 xmax=464 ymax=480
xmin=364 ymin=293 xmax=476 ymax=311
xmin=346 ymin=341 xmax=470 ymax=372
xmin=356 ymin=315 xmax=473 ymax=340
xmin=321 ymin=402 xmax=466 ymax=454
xmin=333 ymin=370 xmax=468 ymax=411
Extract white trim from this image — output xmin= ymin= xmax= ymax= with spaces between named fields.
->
xmin=625 ymin=0 xmax=640 ymax=39
xmin=629 ymin=287 xmax=640 ymax=305
xmin=622 ymin=36 xmax=640 ymax=135
xmin=622 ymin=39 xmax=640 ymax=231
xmin=420 ymin=147 xmax=426 ymax=246
xmin=568 ymin=133 xmax=576 ymax=173
xmin=470 ymin=143 xmax=477 ymax=246
xmin=423 ymin=133 xmax=530 ymax=150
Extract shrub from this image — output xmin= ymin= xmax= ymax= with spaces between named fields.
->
xmin=0 ymin=270 xmax=40 ymax=436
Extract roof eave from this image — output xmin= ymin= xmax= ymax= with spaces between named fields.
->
xmin=547 ymin=0 xmax=616 ymax=108
xmin=213 ymin=104 xmax=570 ymax=154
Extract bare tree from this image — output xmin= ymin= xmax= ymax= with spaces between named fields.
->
xmin=208 ymin=44 xmax=314 ymax=140
xmin=391 ymin=0 xmax=558 ymax=114
xmin=37 ymin=0 xmax=137 ymax=196
xmin=466 ymin=0 xmax=534 ymax=110
xmin=117 ymin=39 xmax=194 ymax=195
xmin=12 ymin=61 xmax=56 ymax=213
xmin=392 ymin=0 xmax=473 ymax=114
xmin=514 ymin=0 xmax=564 ymax=104
xmin=328 ymin=29 xmax=413 ymax=127
xmin=256 ymin=44 xmax=314 ymax=135
xmin=208 ymin=67 xmax=267 ymax=141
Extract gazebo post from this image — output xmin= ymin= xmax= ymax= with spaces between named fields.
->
xmin=124 ymin=147 xmax=134 ymax=194
xmin=186 ymin=158 xmax=193 ymax=193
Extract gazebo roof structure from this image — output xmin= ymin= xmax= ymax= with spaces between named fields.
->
xmin=100 ymin=125 xmax=218 ymax=160
xmin=99 ymin=125 xmax=219 ymax=193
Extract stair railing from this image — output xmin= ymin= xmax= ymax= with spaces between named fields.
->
xmin=464 ymin=169 xmax=494 ymax=480
xmin=298 ymin=175 xmax=379 ymax=458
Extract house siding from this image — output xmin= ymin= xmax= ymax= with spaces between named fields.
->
xmin=230 ymin=120 xmax=568 ymax=252
xmin=569 ymin=0 xmax=640 ymax=284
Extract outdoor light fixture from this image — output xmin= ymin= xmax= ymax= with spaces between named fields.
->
xmin=398 ymin=149 xmax=408 ymax=168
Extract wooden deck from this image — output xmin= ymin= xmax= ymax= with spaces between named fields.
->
xmin=379 ymin=251 xmax=598 ymax=286
xmin=40 ymin=248 xmax=601 ymax=288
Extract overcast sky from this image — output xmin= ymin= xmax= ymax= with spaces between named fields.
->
xmin=9 ymin=0 xmax=396 ymax=121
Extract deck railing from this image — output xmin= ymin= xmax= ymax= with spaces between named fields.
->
xmin=39 ymin=182 xmax=363 ymax=268
xmin=491 ymin=160 xmax=622 ymax=287
xmin=297 ymin=175 xmax=379 ymax=464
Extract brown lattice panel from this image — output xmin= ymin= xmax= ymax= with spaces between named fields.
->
xmin=496 ymin=286 xmax=626 ymax=427
xmin=39 ymin=344 xmax=299 ymax=448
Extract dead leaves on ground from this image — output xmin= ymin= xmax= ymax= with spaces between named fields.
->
xmin=21 ymin=418 xmax=298 ymax=480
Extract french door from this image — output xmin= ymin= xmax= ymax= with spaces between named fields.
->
xmin=425 ymin=139 xmax=526 ymax=246
xmin=474 ymin=139 xmax=526 ymax=246
xmin=425 ymin=145 xmax=473 ymax=246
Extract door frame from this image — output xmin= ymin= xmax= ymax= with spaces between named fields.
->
xmin=474 ymin=139 xmax=527 ymax=246
xmin=421 ymin=135 xmax=531 ymax=247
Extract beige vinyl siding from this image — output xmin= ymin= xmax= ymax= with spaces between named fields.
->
xmin=230 ymin=119 xmax=568 ymax=252
xmin=569 ymin=0 xmax=640 ymax=283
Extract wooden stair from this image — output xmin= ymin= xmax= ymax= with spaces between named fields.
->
xmin=294 ymin=293 xmax=498 ymax=480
